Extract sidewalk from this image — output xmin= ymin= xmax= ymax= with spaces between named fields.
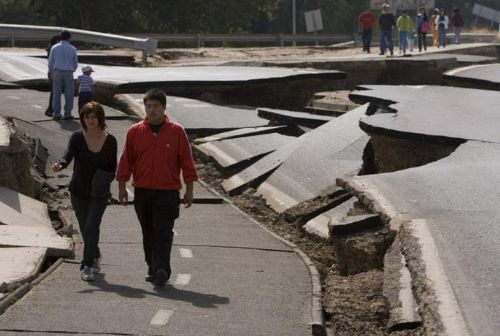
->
xmin=0 ymin=185 xmax=315 ymax=335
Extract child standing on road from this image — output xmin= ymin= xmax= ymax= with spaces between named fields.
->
xmin=78 ymin=66 xmax=94 ymax=112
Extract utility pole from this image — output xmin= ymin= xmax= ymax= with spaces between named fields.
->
xmin=292 ymin=0 xmax=296 ymax=46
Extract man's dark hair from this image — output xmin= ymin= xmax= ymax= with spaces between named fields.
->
xmin=79 ymin=102 xmax=106 ymax=130
xmin=143 ymin=89 xmax=167 ymax=107
xmin=60 ymin=30 xmax=71 ymax=40
xmin=50 ymin=34 xmax=60 ymax=46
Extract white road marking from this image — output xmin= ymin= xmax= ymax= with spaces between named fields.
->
xmin=179 ymin=248 xmax=193 ymax=258
xmin=7 ymin=96 xmax=20 ymax=100
xmin=150 ymin=309 xmax=174 ymax=326
xmin=32 ymin=104 xmax=42 ymax=109
xmin=174 ymin=274 xmax=191 ymax=286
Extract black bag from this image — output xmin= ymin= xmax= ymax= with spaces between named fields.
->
xmin=91 ymin=169 xmax=114 ymax=198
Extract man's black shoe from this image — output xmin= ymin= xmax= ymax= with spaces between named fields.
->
xmin=44 ymin=109 xmax=53 ymax=117
xmin=145 ymin=274 xmax=154 ymax=282
xmin=154 ymin=268 xmax=169 ymax=287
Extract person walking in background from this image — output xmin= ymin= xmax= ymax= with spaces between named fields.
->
xmin=416 ymin=7 xmax=429 ymax=52
xmin=435 ymin=9 xmax=449 ymax=48
xmin=52 ymin=102 xmax=117 ymax=281
xmin=430 ymin=8 xmax=439 ymax=47
xmin=397 ymin=10 xmax=413 ymax=55
xmin=45 ymin=34 xmax=60 ymax=117
xmin=407 ymin=28 xmax=416 ymax=53
xmin=117 ymin=89 xmax=198 ymax=287
xmin=48 ymin=30 xmax=78 ymax=120
xmin=378 ymin=3 xmax=396 ymax=56
xmin=77 ymin=65 xmax=94 ymax=112
xmin=451 ymin=7 xmax=464 ymax=44
xmin=358 ymin=6 xmax=376 ymax=53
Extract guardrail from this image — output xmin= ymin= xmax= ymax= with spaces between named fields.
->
xmin=126 ymin=33 xmax=355 ymax=47
xmin=0 ymin=24 xmax=157 ymax=64
xmin=0 ymin=28 xmax=354 ymax=49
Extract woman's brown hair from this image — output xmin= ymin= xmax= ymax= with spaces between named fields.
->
xmin=79 ymin=102 xmax=106 ymax=130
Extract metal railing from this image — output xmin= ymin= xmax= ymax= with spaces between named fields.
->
xmin=0 ymin=24 xmax=157 ymax=64
xmin=0 ymin=27 xmax=354 ymax=49
xmin=126 ymin=33 xmax=355 ymax=47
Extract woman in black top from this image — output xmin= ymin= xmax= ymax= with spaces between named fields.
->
xmin=52 ymin=102 xmax=117 ymax=281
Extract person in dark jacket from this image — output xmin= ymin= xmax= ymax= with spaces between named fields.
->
xmin=378 ymin=3 xmax=396 ymax=55
xmin=52 ymin=102 xmax=117 ymax=281
xmin=416 ymin=7 xmax=429 ymax=52
xmin=117 ymin=89 xmax=198 ymax=287
xmin=451 ymin=7 xmax=464 ymax=44
xmin=45 ymin=34 xmax=60 ymax=117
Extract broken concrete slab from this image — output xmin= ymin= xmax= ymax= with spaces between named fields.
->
xmin=223 ymin=104 xmax=369 ymax=203
xmin=195 ymin=133 xmax=295 ymax=170
xmin=443 ymin=63 xmax=500 ymax=91
xmin=306 ymin=91 xmax=359 ymax=116
xmin=255 ymin=105 xmax=370 ymax=212
xmin=303 ymin=196 xmax=355 ymax=240
xmin=257 ymin=108 xmax=334 ymax=128
xmin=328 ymin=214 xmax=382 ymax=236
xmin=0 ymin=247 xmax=47 ymax=290
xmin=383 ymin=237 xmax=421 ymax=331
xmin=194 ymin=126 xmax=288 ymax=144
xmin=340 ymin=141 xmax=500 ymax=336
xmin=427 ymin=53 xmax=497 ymax=65
xmin=0 ymin=186 xmax=73 ymax=256
xmin=0 ymin=81 xmax=19 ymax=89
xmin=0 ymin=53 xmax=346 ymax=111
xmin=120 ymin=94 xmax=269 ymax=135
xmin=350 ymin=85 xmax=500 ymax=144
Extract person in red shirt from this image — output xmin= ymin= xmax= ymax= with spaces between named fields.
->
xmin=117 ymin=89 xmax=198 ymax=286
xmin=359 ymin=6 xmax=376 ymax=53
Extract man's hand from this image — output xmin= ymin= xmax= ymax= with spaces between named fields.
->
xmin=183 ymin=183 xmax=194 ymax=208
xmin=118 ymin=181 xmax=128 ymax=205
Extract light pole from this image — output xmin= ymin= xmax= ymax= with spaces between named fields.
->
xmin=292 ymin=0 xmax=296 ymax=46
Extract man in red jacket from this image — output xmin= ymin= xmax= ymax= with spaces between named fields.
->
xmin=117 ymin=89 xmax=198 ymax=286
xmin=359 ymin=6 xmax=376 ymax=53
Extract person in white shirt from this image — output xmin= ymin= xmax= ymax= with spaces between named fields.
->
xmin=77 ymin=65 xmax=94 ymax=112
xmin=48 ymin=30 xmax=78 ymax=120
xmin=435 ymin=9 xmax=449 ymax=48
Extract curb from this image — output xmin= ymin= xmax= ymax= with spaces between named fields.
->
xmin=196 ymin=179 xmax=326 ymax=336
xmin=0 ymin=257 xmax=64 ymax=315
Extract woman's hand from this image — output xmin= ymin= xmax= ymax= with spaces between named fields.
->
xmin=52 ymin=163 xmax=63 ymax=172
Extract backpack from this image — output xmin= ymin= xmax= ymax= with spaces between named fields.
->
xmin=421 ymin=21 xmax=430 ymax=32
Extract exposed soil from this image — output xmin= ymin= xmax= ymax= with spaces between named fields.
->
xmin=195 ymin=158 xmax=422 ymax=336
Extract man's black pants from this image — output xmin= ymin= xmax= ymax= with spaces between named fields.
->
xmin=134 ymin=188 xmax=180 ymax=277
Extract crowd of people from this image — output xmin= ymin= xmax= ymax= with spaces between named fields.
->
xmin=358 ymin=4 xmax=464 ymax=56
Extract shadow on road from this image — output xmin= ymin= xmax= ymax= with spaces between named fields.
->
xmin=79 ymin=273 xmax=230 ymax=308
